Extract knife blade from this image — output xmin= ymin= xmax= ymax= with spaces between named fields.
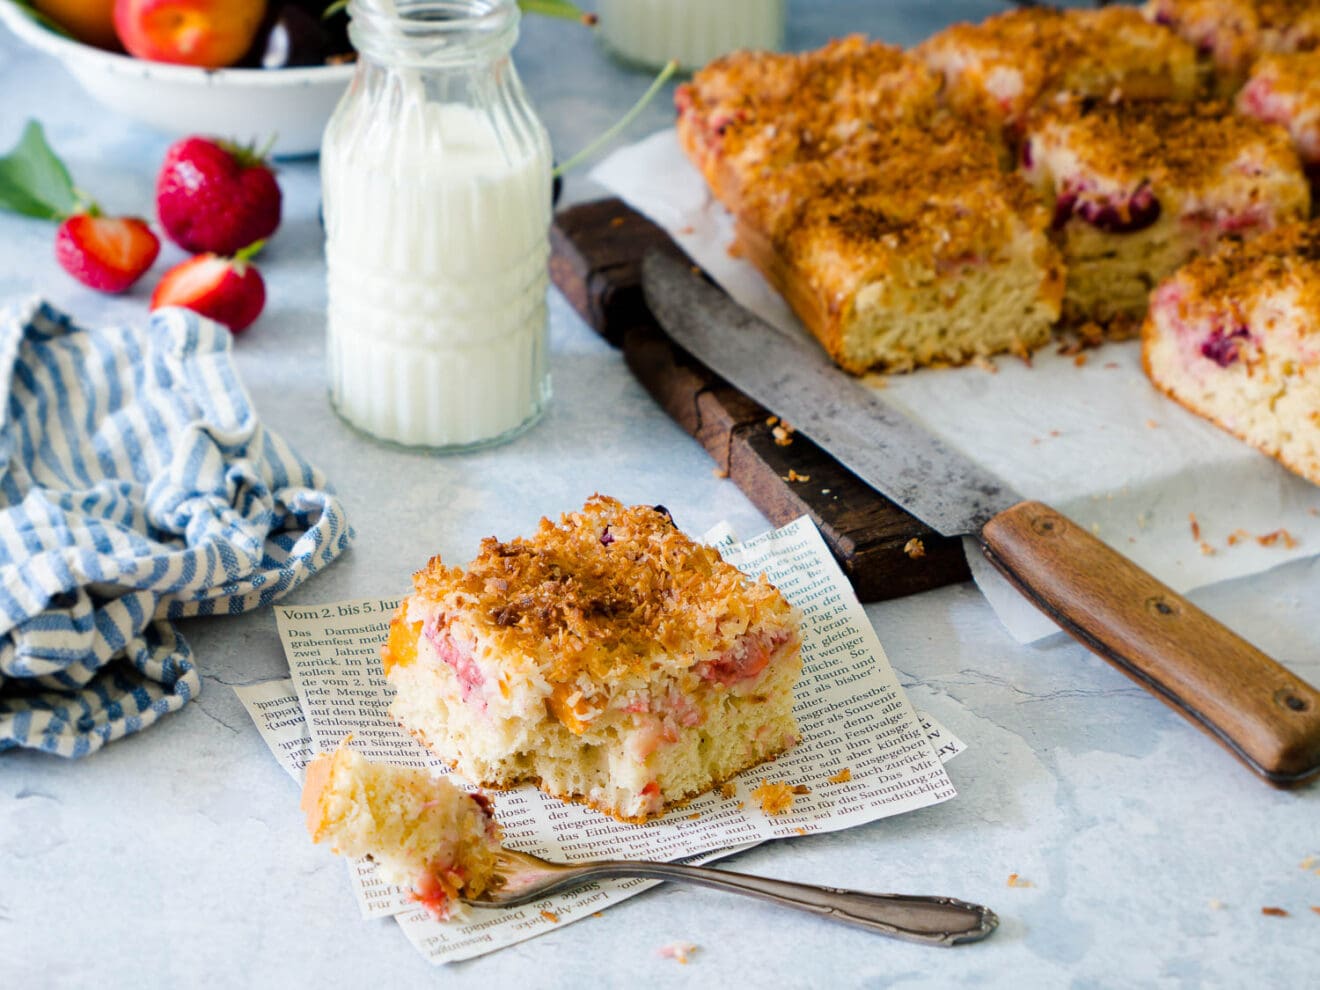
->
xmin=642 ymin=251 xmax=1320 ymax=787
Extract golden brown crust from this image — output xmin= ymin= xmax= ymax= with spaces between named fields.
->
xmin=675 ymin=36 xmax=942 ymax=214
xmin=1028 ymin=98 xmax=1304 ymax=193
xmin=403 ymin=495 xmax=795 ymax=687
xmin=918 ymin=7 xmax=1199 ymax=136
xmin=1152 ymin=218 xmax=1320 ymax=313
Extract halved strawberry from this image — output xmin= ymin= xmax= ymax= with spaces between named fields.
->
xmin=150 ymin=243 xmax=266 ymax=333
xmin=55 ymin=213 xmax=160 ymax=294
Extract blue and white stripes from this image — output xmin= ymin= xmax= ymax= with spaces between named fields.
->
xmin=0 ymin=299 xmax=354 ymax=757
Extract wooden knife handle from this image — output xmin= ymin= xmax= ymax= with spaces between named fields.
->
xmin=980 ymin=501 xmax=1320 ymax=786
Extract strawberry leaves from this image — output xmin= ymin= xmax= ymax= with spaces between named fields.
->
xmin=0 ymin=120 xmax=79 ymax=220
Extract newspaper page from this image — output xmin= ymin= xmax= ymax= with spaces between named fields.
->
xmin=245 ymin=515 xmax=966 ymax=962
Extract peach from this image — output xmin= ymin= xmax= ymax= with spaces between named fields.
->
xmin=33 ymin=0 xmax=120 ymax=50
xmin=113 ymin=0 xmax=266 ymax=68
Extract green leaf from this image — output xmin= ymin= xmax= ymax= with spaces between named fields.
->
xmin=0 ymin=120 xmax=79 ymax=221
xmin=518 ymin=0 xmax=593 ymax=23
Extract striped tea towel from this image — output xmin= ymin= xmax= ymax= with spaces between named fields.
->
xmin=0 ymin=299 xmax=354 ymax=757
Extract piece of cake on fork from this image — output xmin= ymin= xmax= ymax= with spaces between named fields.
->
xmin=1021 ymin=98 xmax=1310 ymax=330
xmin=916 ymin=6 xmax=1199 ymax=143
xmin=383 ymin=496 xmax=803 ymax=823
xmin=301 ymin=739 xmax=503 ymax=919
xmin=1143 ymin=219 xmax=1320 ymax=486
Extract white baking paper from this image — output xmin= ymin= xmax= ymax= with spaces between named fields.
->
xmin=591 ymin=130 xmax=1320 ymax=642
xmin=236 ymin=515 xmax=965 ymax=963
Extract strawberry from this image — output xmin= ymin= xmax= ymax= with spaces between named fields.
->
xmin=156 ymin=136 xmax=282 ymax=256
xmin=151 ymin=243 xmax=266 ymax=333
xmin=54 ymin=212 xmax=161 ymax=294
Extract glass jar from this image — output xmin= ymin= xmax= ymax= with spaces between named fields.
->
xmin=596 ymin=0 xmax=786 ymax=72
xmin=322 ymin=0 xmax=552 ymax=451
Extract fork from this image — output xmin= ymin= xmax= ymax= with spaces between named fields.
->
xmin=463 ymin=848 xmax=999 ymax=946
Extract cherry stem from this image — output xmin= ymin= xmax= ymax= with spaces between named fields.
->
xmin=553 ymin=58 xmax=679 ymax=178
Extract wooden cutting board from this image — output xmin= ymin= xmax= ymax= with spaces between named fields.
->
xmin=550 ymin=197 xmax=971 ymax=602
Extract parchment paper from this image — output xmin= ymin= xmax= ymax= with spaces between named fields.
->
xmin=237 ymin=516 xmax=965 ymax=963
xmin=591 ymin=131 xmax=1320 ymax=642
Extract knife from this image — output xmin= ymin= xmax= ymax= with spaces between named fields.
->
xmin=641 ymin=251 xmax=1320 ymax=787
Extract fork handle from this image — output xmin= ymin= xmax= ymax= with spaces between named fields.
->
xmin=566 ymin=861 xmax=997 ymax=946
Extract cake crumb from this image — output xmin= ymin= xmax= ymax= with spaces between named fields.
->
xmin=1311 ymin=906 xmax=1320 ymax=916
xmin=765 ymin=415 xmax=779 ymax=427
xmin=827 ymin=767 xmax=852 ymax=784
xmin=784 ymin=468 xmax=811 ymax=483
xmin=751 ymin=779 xmax=800 ymax=814
xmin=541 ymin=910 xmax=560 ymax=923
xmin=1146 ymin=419 xmax=1159 ymax=428
xmin=687 ymin=812 xmax=701 ymax=820
xmin=972 ymin=355 xmax=999 ymax=374
xmin=1007 ymin=873 xmax=1034 ymax=888
xmin=1301 ymin=856 xmax=1317 ymax=870
xmin=1208 ymin=898 xmax=1225 ymax=910
xmin=1188 ymin=512 xmax=1201 ymax=540
xmin=1074 ymin=353 xmax=1089 ymax=367
xmin=593 ymin=912 xmax=604 ymax=918
xmin=772 ymin=422 xmax=796 ymax=446
xmin=1257 ymin=529 xmax=1298 ymax=549
xmin=712 ymin=467 xmax=729 ymax=479
xmin=794 ymin=827 xmax=807 ymax=836
xmin=610 ymin=216 xmax=626 ymax=228
xmin=1261 ymin=906 xmax=1289 ymax=917
xmin=678 ymin=225 xmax=695 ymax=235
xmin=658 ymin=943 xmax=698 ymax=964
xmin=904 ymin=537 xmax=926 ymax=559
xmin=719 ymin=781 xmax=738 ymax=799
xmin=1227 ymin=528 xmax=1252 ymax=546
xmin=1200 ymin=541 xmax=1216 ymax=556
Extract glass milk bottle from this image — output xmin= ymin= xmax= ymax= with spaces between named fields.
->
xmin=322 ymin=0 xmax=552 ymax=450
xmin=596 ymin=0 xmax=786 ymax=72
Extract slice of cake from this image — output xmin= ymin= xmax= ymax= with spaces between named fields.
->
xmin=734 ymin=118 xmax=1064 ymax=373
xmin=301 ymin=739 xmax=503 ymax=919
xmin=916 ymin=6 xmax=1199 ymax=142
xmin=1021 ymin=98 xmax=1310 ymax=329
xmin=1238 ymin=52 xmax=1320 ymax=184
xmin=384 ymin=496 xmax=803 ymax=824
xmin=675 ymin=36 xmax=942 ymax=215
xmin=1142 ymin=219 xmax=1320 ymax=485
xmin=1145 ymin=0 xmax=1320 ymax=96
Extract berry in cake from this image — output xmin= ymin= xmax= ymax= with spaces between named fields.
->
xmin=1020 ymin=98 xmax=1310 ymax=329
xmin=1238 ymin=52 xmax=1320 ymax=184
xmin=1144 ymin=0 xmax=1320 ymax=97
xmin=736 ymin=117 xmax=1064 ymax=373
xmin=1143 ymin=219 xmax=1320 ymax=486
xmin=383 ymin=496 xmax=803 ymax=824
xmin=301 ymin=739 xmax=503 ymax=920
xmin=916 ymin=6 xmax=1199 ymax=143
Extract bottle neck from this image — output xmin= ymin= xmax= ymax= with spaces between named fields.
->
xmin=349 ymin=0 xmax=519 ymax=69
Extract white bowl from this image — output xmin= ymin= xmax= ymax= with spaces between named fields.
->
xmin=0 ymin=3 xmax=354 ymax=157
